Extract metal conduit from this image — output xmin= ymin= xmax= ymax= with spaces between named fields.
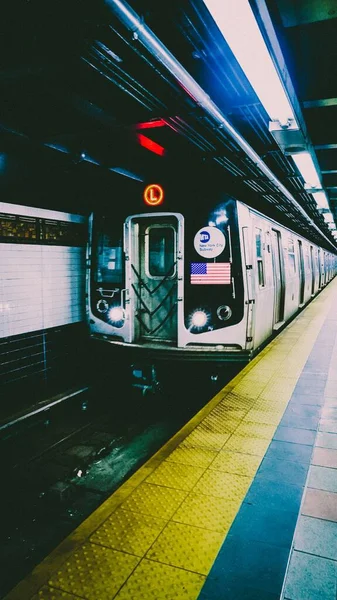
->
xmin=105 ymin=0 xmax=335 ymax=249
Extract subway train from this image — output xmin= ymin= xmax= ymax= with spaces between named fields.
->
xmin=87 ymin=186 xmax=337 ymax=371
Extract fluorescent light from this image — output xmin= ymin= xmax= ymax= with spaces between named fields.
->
xmin=324 ymin=212 xmax=334 ymax=223
xmin=109 ymin=167 xmax=144 ymax=182
xmin=312 ymin=191 xmax=329 ymax=210
xmin=291 ymin=152 xmax=321 ymax=189
xmin=83 ymin=155 xmax=100 ymax=165
xmin=45 ymin=143 xmax=70 ymax=154
xmin=203 ymin=0 xmax=296 ymax=125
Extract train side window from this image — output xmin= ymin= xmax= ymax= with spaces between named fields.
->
xmin=288 ymin=238 xmax=296 ymax=273
xmin=146 ymin=226 xmax=176 ymax=278
xmin=305 ymin=246 xmax=310 ymax=269
xmin=255 ymin=228 xmax=265 ymax=287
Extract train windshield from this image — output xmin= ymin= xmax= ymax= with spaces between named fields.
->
xmin=93 ymin=218 xmax=123 ymax=284
xmin=147 ymin=226 xmax=175 ymax=277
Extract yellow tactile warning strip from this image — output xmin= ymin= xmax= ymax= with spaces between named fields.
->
xmin=5 ymin=278 xmax=337 ymax=600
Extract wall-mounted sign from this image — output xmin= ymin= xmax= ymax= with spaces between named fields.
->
xmin=194 ymin=226 xmax=226 ymax=258
xmin=143 ymin=184 xmax=164 ymax=206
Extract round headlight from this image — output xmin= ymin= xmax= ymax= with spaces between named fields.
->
xmin=217 ymin=305 xmax=232 ymax=321
xmin=191 ymin=310 xmax=208 ymax=328
xmin=108 ymin=306 xmax=125 ymax=327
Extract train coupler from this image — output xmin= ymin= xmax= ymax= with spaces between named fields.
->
xmin=130 ymin=363 xmax=161 ymax=396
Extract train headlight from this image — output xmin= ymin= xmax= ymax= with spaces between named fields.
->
xmin=191 ymin=310 xmax=208 ymax=327
xmin=217 ymin=305 xmax=232 ymax=321
xmin=108 ymin=306 xmax=125 ymax=327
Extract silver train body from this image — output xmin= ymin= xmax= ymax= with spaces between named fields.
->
xmin=87 ymin=197 xmax=337 ymax=362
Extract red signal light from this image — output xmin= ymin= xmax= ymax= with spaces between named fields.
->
xmin=136 ymin=119 xmax=166 ymax=129
xmin=136 ymin=134 xmax=165 ymax=156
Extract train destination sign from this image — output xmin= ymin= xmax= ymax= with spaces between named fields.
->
xmin=194 ymin=226 xmax=226 ymax=258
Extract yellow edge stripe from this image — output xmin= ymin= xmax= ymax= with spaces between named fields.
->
xmin=4 ymin=279 xmax=336 ymax=600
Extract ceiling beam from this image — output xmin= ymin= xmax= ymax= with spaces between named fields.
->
xmin=314 ymin=144 xmax=337 ymax=150
xmin=303 ymin=98 xmax=337 ymax=108
xmin=275 ymin=0 xmax=337 ymax=27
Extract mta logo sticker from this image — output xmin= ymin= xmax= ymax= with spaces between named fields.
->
xmin=194 ymin=226 xmax=226 ymax=258
xmin=200 ymin=230 xmax=211 ymax=243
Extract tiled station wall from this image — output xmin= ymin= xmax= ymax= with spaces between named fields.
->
xmin=0 ymin=244 xmax=85 ymax=337
xmin=0 ymin=202 xmax=88 ymax=402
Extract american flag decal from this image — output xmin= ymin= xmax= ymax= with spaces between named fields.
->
xmin=190 ymin=262 xmax=231 ymax=285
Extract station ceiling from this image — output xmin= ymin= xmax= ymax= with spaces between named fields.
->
xmin=1 ymin=0 xmax=337 ymax=250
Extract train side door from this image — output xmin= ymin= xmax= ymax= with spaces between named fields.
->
xmin=318 ymin=248 xmax=322 ymax=288
xmin=124 ymin=214 xmax=182 ymax=344
xmin=310 ymin=246 xmax=315 ymax=295
xmin=270 ymin=229 xmax=285 ymax=327
xmin=242 ymin=225 xmax=255 ymax=348
xmin=298 ymin=240 xmax=305 ymax=305
xmin=323 ymin=252 xmax=327 ymax=284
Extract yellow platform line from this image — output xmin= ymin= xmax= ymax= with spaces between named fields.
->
xmin=5 ymin=278 xmax=337 ymax=600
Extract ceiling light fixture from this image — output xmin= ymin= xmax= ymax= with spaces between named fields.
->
xmin=202 ymin=0 xmax=297 ymax=126
xmin=323 ymin=212 xmax=334 ymax=223
xmin=44 ymin=143 xmax=70 ymax=153
xmin=291 ymin=151 xmax=322 ymax=189
xmin=312 ymin=191 xmax=329 ymax=210
xmin=109 ymin=167 xmax=144 ymax=181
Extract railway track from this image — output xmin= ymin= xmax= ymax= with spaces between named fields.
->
xmin=0 ymin=364 xmax=240 ymax=599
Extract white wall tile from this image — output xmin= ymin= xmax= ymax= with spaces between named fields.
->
xmin=0 ymin=243 xmax=86 ymax=339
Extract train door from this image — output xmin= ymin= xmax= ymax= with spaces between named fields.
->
xmin=323 ymin=252 xmax=327 ymax=284
xmin=124 ymin=214 xmax=183 ymax=344
xmin=242 ymin=226 xmax=255 ymax=347
xmin=318 ymin=248 xmax=322 ymax=288
xmin=298 ymin=240 xmax=305 ymax=305
xmin=310 ymin=246 xmax=315 ymax=295
xmin=270 ymin=229 xmax=285 ymax=327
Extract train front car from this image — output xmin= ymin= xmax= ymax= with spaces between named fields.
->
xmin=182 ymin=198 xmax=247 ymax=357
xmin=87 ymin=192 xmax=250 ymax=365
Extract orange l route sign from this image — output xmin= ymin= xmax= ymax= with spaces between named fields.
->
xmin=143 ymin=184 xmax=164 ymax=206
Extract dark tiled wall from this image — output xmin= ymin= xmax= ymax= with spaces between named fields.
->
xmin=0 ymin=323 xmax=90 ymax=414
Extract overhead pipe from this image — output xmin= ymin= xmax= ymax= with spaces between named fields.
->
xmin=104 ymin=0 xmax=335 ymax=249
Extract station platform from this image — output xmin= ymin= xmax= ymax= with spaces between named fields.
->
xmin=4 ymin=277 xmax=337 ymax=600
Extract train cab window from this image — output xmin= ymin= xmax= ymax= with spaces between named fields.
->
xmin=288 ymin=238 xmax=296 ymax=273
xmin=95 ymin=233 xmax=123 ymax=284
xmin=146 ymin=226 xmax=176 ymax=278
xmin=255 ymin=228 xmax=265 ymax=287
